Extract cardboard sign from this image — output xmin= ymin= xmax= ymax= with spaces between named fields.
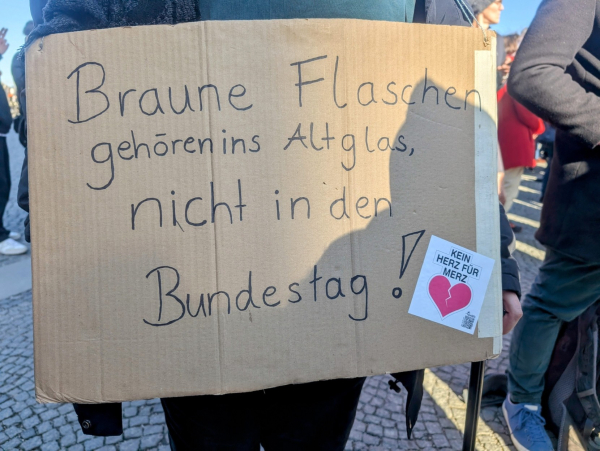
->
xmin=408 ymin=236 xmax=495 ymax=334
xmin=26 ymin=19 xmax=500 ymax=403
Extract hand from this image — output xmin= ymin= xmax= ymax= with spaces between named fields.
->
xmin=502 ymin=290 xmax=522 ymax=335
xmin=0 ymin=28 xmax=8 ymax=56
xmin=497 ymin=56 xmax=512 ymax=77
xmin=497 ymin=63 xmax=511 ymax=77
xmin=498 ymin=172 xmax=506 ymax=205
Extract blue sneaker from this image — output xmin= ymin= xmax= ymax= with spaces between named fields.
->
xmin=503 ymin=397 xmax=554 ymax=451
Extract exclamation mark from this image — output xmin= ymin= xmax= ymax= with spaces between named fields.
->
xmin=392 ymin=229 xmax=426 ymax=299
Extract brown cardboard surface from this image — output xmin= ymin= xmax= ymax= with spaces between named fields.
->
xmin=26 ymin=20 xmax=498 ymax=403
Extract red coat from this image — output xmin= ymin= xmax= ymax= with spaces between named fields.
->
xmin=497 ymin=84 xmax=545 ymax=170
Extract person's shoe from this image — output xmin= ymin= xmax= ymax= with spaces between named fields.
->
xmin=0 ymin=238 xmax=28 ymax=255
xmin=8 ymin=231 xmax=21 ymax=240
xmin=503 ymin=397 xmax=554 ymax=451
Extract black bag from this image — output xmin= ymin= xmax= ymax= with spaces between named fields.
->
xmin=542 ymin=302 xmax=600 ymax=450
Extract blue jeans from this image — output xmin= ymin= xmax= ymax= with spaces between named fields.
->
xmin=508 ymin=247 xmax=600 ymax=404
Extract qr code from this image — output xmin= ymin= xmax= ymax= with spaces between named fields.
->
xmin=461 ymin=312 xmax=476 ymax=329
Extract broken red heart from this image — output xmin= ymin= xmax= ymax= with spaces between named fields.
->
xmin=428 ymin=275 xmax=472 ymax=317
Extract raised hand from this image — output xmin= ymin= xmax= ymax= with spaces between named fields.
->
xmin=0 ymin=28 xmax=9 ymax=56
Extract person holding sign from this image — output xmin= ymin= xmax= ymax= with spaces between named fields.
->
xmin=22 ymin=0 xmax=522 ymax=449
xmin=504 ymin=0 xmax=600 ymax=450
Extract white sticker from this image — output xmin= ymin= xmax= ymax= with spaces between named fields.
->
xmin=408 ymin=235 xmax=495 ymax=334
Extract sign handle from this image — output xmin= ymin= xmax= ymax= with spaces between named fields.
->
xmin=462 ymin=360 xmax=486 ymax=451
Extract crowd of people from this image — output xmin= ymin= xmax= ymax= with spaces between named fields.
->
xmin=0 ymin=0 xmax=598 ymax=450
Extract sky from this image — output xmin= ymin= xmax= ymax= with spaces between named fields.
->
xmin=1 ymin=0 xmax=543 ymax=87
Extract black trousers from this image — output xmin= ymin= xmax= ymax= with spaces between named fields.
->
xmin=161 ymin=377 xmax=366 ymax=451
xmin=0 ymin=137 xmax=10 ymax=242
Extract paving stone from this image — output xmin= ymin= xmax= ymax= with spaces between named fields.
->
xmin=362 ymin=404 xmax=376 ymax=415
xmin=364 ymin=414 xmax=382 ymax=425
xmin=5 ymin=425 xmax=22 ymax=438
xmin=362 ymin=433 xmax=381 ymax=446
xmin=19 ymin=406 xmax=33 ymax=419
xmin=366 ymin=424 xmax=383 ymax=436
xmin=37 ymin=420 xmax=53 ymax=434
xmin=143 ymin=424 xmax=164 ymax=436
xmin=129 ymin=415 xmax=149 ymax=427
xmin=41 ymin=408 xmax=60 ymax=421
xmin=21 ymin=427 xmax=37 ymax=439
xmin=22 ymin=435 xmax=43 ymax=451
xmin=140 ymin=433 xmax=163 ymax=449
xmin=84 ymin=436 xmax=105 ymax=450
xmin=123 ymin=407 xmax=138 ymax=418
xmin=149 ymin=413 xmax=164 ymax=424
xmin=119 ymin=438 xmax=141 ymax=451
xmin=4 ymin=437 xmax=23 ymax=449
xmin=433 ymin=434 xmax=450 ymax=448
xmin=77 ymin=430 xmax=93 ymax=443
xmin=383 ymin=427 xmax=399 ymax=439
xmin=22 ymin=414 xmax=40 ymax=429
xmin=124 ymin=426 xmax=142 ymax=439
xmin=105 ymin=435 xmax=124 ymax=445
xmin=352 ymin=420 xmax=366 ymax=433
xmin=41 ymin=441 xmax=61 ymax=451
xmin=425 ymin=421 xmax=443 ymax=434
xmin=0 ymin=407 xmax=13 ymax=421
xmin=61 ymin=433 xmax=78 ymax=447
xmin=43 ymin=428 xmax=61 ymax=443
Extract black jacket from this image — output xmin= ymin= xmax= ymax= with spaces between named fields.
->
xmin=508 ymin=0 xmax=600 ymax=263
xmin=27 ymin=0 xmax=519 ymax=438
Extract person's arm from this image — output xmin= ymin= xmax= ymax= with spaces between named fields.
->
xmin=513 ymin=100 xmax=546 ymax=135
xmin=499 ymin=204 xmax=522 ymax=334
xmin=508 ymin=0 xmax=600 ymax=148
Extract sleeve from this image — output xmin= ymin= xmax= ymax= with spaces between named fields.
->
xmin=72 ymin=403 xmax=123 ymax=436
xmin=507 ymin=0 xmax=600 ymax=148
xmin=513 ymin=100 xmax=546 ymax=135
xmin=499 ymin=203 xmax=521 ymax=298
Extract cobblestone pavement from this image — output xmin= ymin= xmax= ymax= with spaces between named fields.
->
xmin=1 ymin=130 xmax=546 ymax=450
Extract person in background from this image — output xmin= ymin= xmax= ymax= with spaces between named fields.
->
xmin=497 ymin=77 xmax=545 ymax=223
xmin=495 ymin=33 xmax=519 ymax=205
xmin=469 ymin=0 xmax=505 ymax=88
xmin=0 ymin=28 xmax=27 ymax=256
xmin=11 ymin=21 xmax=34 ymax=138
xmin=504 ymin=0 xmax=600 ymax=449
xmin=499 ymin=33 xmax=518 ymax=85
